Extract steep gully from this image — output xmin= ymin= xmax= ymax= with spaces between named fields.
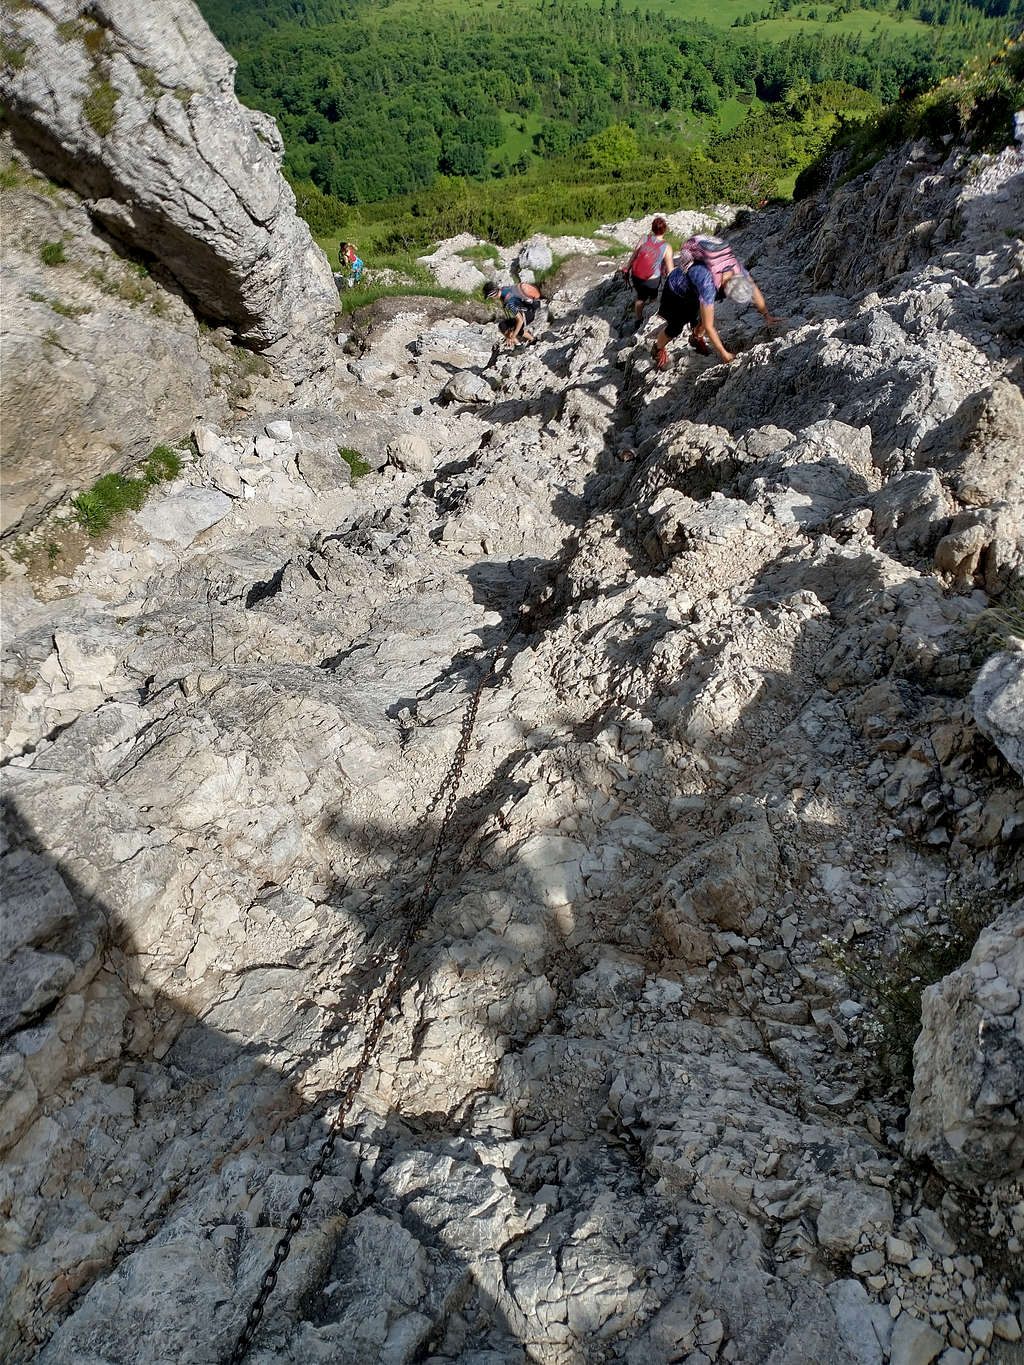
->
xmin=1 ymin=144 xmax=1023 ymax=1364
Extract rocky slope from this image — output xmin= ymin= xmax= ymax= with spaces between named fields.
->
xmin=1 ymin=132 xmax=1023 ymax=1365
xmin=0 ymin=0 xmax=337 ymax=534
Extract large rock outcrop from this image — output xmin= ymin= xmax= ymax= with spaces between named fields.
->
xmin=0 ymin=152 xmax=231 ymax=533
xmin=0 ymin=0 xmax=337 ymax=377
xmin=907 ymin=903 xmax=1024 ymax=1186
xmin=1 ymin=137 xmax=1023 ymax=1363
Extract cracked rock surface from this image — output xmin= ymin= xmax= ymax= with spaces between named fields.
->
xmin=0 ymin=0 xmax=337 ymax=377
xmin=1 ymin=137 xmax=1023 ymax=1365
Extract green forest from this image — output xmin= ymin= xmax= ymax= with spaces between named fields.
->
xmin=197 ymin=0 xmax=1021 ymax=205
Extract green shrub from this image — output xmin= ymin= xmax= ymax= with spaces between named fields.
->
xmin=40 ymin=241 xmax=66 ymax=266
xmin=918 ymin=32 xmax=1024 ymax=147
xmin=290 ymin=177 xmax=352 ymax=236
xmin=338 ymin=447 xmax=371 ymax=481
xmin=826 ymin=32 xmax=1024 ymax=187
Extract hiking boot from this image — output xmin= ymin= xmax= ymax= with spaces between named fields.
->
xmin=651 ymin=343 xmax=669 ymax=370
xmin=688 ymin=332 xmax=711 ymax=355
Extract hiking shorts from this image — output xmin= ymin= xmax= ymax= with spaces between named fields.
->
xmin=631 ymin=273 xmax=660 ymax=302
xmin=657 ymin=283 xmax=699 ymax=340
xmin=504 ymin=300 xmax=538 ymax=325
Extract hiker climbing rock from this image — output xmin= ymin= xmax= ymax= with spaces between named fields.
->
xmin=483 ymin=280 xmax=541 ymax=347
xmin=650 ymin=234 xmax=782 ymax=369
xmin=339 ymin=242 xmax=364 ymax=288
xmin=623 ymin=215 xmax=674 ymax=331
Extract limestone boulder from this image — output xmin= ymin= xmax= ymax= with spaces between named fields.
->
xmin=906 ymin=902 xmax=1024 ymax=1185
xmin=660 ymin=808 xmax=779 ymax=940
xmin=132 ymin=487 xmax=233 ymax=547
xmin=922 ymin=379 xmax=1024 ymax=509
xmin=972 ymin=650 xmax=1024 ymax=778
xmin=518 ymin=241 xmax=553 ymax=274
xmin=871 ymin=471 xmax=952 ymax=556
xmin=0 ymin=0 xmax=337 ymax=376
xmin=387 ymin=433 xmax=436 ymax=474
xmin=442 ymin=370 xmax=495 ymax=405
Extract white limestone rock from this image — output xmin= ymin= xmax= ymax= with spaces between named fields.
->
xmin=907 ymin=901 xmax=1024 ymax=1185
xmin=442 ymin=370 xmax=495 ymax=405
xmin=0 ymin=0 xmax=337 ymax=376
xmin=133 ymin=486 xmax=232 ymax=546
xmin=518 ymin=242 xmax=553 ymax=274
xmin=387 ymin=433 xmax=435 ymax=474
xmin=817 ymin=1183 xmax=894 ymax=1254
xmin=972 ymin=650 xmax=1024 ymax=778
xmin=889 ymin=1313 xmax=944 ymax=1365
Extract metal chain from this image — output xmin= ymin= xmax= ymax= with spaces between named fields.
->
xmin=226 ymin=610 xmax=524 ymax=1364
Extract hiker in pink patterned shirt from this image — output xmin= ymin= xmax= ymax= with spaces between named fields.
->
xmin=650 ymin=234 xmax=783 ymax=369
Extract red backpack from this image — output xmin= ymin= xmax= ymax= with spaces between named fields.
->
xmin=628 ymin=234 xmax=667 ymax=280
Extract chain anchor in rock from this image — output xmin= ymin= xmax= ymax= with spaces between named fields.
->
xmin=227 ymin=616 xmax=523 ymax=1364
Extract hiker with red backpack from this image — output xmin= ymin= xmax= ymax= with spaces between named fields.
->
xmin=483 ymin=279 xmax=541 ymax=347
xmin=623 ymin=216 xmax=674 ymax=330
xmin=650 ymin=234 xmax=782 ymax=370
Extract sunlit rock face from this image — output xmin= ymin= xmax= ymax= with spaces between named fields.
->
xmin=0 ymin=0 xmax=337 ymax=376
xmin=2 ymin=132 xmax=1023 ymax=1363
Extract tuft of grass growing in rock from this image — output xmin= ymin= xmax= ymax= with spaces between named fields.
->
xmin=457 ymin=243 xmax=500 ymax=266
xmin=143 ymin=445 xmax=182 ymax=483
xmin=137 ymin=65 xmax=161 ymax=98
xmin=40 ymin=240 xmax=66 ymax=266
xmin=530 ymin=252 xmax=571 ymax=286
xmin=73 ymin=444 xmax=183 ymax=536
xmin=971 ymin=580 xmax=1024 ymax=661
xmin=87 ymin=263 xmax=157 ymax=308
xmin=29 ymin=291 xmax=91 ymax=319
xmin=338 ymin=447 xmax=371 ymax=481
xmin=73 ymin=474 xmax=148 ymax=535
xmin=822 ymin=888 xmax=999 ymax=1089
xmin=0 ymin=35 xmax=30 ymax=70
xmin=83 ymin=78 xmax=120 ymax=137
xmin=231 ymin=344 xmax=272 ymax=379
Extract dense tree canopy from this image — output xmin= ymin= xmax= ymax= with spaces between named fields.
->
xmin=196 ymin=0 xmax=1023 ymax=205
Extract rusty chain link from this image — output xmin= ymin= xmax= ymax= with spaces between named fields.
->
xmin=226 ymin=606 xmax=527 ymax=1364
